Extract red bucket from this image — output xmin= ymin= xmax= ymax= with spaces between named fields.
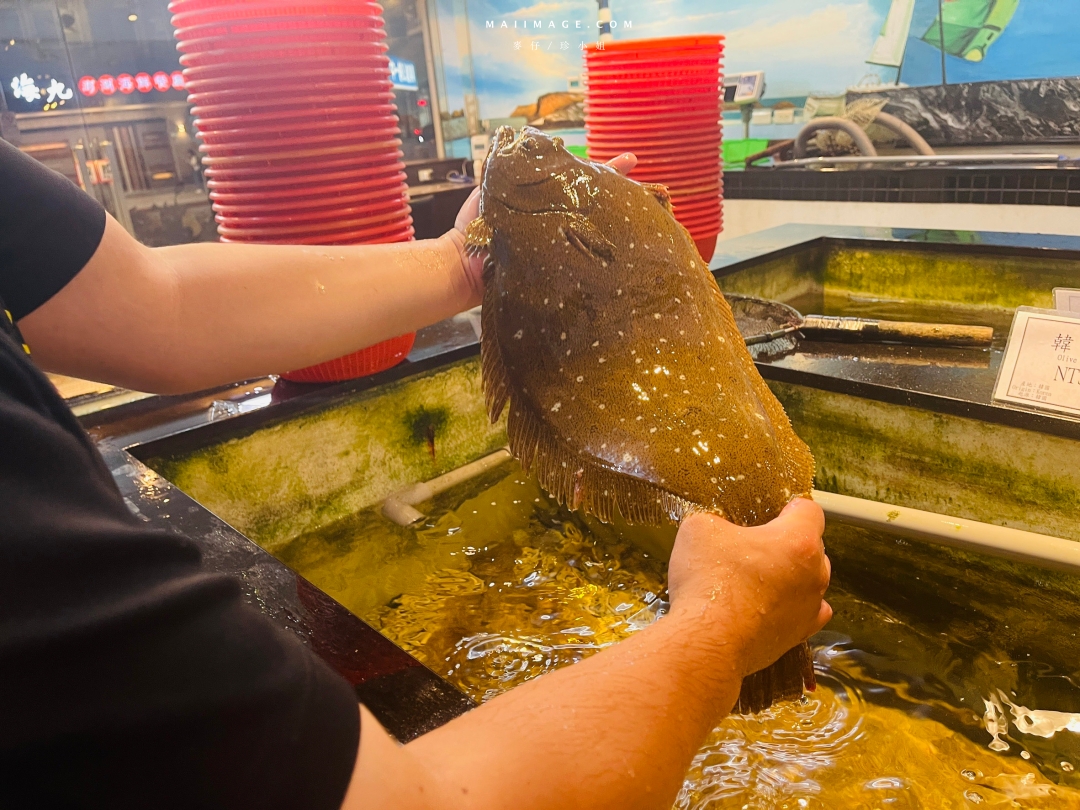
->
xmin=280 ymin=331 xmax=415 ymax=383
xmin=176 ymin=0 xmax=417 ymax=383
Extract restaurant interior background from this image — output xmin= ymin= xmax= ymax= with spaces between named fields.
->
xmin=4 ymin=0 xmax=1079 ymax=251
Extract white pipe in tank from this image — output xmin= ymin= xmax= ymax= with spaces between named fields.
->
xmin=381 ymin=447 xmax=511 ymax=526
xmin=380 ymin=450 xmax=1080 ymax=575
xmin=813 ymin=489 xmax=1080 ymax=575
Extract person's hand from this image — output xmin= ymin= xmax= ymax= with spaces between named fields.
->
xmin=667 ymin=498 xmax=832 ymax=677
xmin=445 ymin=152 xmax=639 ymax=308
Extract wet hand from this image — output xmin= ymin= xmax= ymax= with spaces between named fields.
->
xmin=667 ymin=498 xmax=832 ymax=677
xmin=446 ymin=152 xmax=639 ymax=309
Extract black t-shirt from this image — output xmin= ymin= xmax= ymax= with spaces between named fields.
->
xmin=0 ymin=138 xmax=360 ymax=809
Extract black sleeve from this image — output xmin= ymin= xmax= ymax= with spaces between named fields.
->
xmin=0 ymin=145 xmax=360 ymax=808
xmin=0 ymin=137 xmax=107 ymax=320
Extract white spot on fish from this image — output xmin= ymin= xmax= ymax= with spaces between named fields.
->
xmin=560 ymin=332 xmax=567 ymax=340
xmin=591 ymin=340 xmax=599 ymax=347
xmin=551 ymin=402 xmax=562 ymax=412
xmin=654 ymin=313 xmax=661 ymax=319
xmin=513 ymin=329 xmax=523 ymax=339
xmin=576 ymin=376 xmax=584 ymax=382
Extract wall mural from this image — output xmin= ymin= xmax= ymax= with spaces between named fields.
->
xmin=438 ymin=0 xmax=1080 ymax=144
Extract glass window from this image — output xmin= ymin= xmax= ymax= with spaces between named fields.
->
xmin=2 ymin=0 xmax=441 ymax=247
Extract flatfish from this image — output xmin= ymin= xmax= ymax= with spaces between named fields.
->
xmin=464 ymin=126 xmax=816 ymax=712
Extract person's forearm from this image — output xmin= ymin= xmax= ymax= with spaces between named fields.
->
xmin=347 ymin=605 xmax=747 ymax=810
xmin=21 ymin=215 xmax=479 ymax=393
xmin=153 ymin=229 xmax=479 ymax=391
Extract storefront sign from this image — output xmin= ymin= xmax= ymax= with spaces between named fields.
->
xmin=8 ymin=73 xmax=73 ymax=110
xmin=77 ymin=71 xmax=184 ymax=97
xmin=388 ymin=56 xmax=418 ymax=91
xmin=993 ymin=307 xmax=1080 ymax=419
xmin=1054 ymin=288 xmax=1080 ymax=314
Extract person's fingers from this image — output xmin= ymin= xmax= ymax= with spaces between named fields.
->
xmin=771 ymin=496 xmax=826 ymax=541
xmin=454 ymin=186 xmax=481 ymax=233
xmin=812 ymin=600 xmax=833 ymax=634
xmin=606 ymin=152 xmax=637 ymax=176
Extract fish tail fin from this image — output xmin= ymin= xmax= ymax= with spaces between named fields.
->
xmin=735 ymin=641 xmax=817 ymax=715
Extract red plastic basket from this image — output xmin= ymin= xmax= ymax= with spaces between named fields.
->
xmin=280 ymin=331 xmax=415 ymax=383
xmin=220 ymin=222 xmax=414 ymax=245
xmin=206 ymin=167 xmax=405 ymax=193
xmin=176 ymin=0 xmax=416 ymax=382
xmin=210 ymin=180 xmax=406 ymax=208
xmin=585 ymin=36 xmax=724 ymax=247
xmin=204 ymin=153 xmax=403 ymax=181
xmin=693 ymin=234 xmax=718 ymax=262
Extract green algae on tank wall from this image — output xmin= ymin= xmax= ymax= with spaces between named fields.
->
xmin=715 ymin=244 xmax=825 ymax=305
xmin=769 ymin=381 xmax=1080 ymax=542
xmin=714 ymin=241 xmax=1080 ymax=314
xmin=822 ymin=246 xmax=1074 ymax=311
xmin=148 ymin=358 xmax=507 ymax=552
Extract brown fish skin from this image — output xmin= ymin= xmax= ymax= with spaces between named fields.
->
xmin=468 ymin=126 xmax=818 ymax=714
xmin=469 ymin=126 xmax=813 ymax=529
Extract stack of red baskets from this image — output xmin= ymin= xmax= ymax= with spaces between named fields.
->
xmin=171 ymin=0 xmax=415 ymax=383
xmin=584 ymin=36 xmax=724 ymax=262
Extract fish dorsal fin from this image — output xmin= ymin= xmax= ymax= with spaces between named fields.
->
xmin=464 ymin=216 xmax=493 ymax=257
xmin=640 ymin=182 xmax=673 ymax=213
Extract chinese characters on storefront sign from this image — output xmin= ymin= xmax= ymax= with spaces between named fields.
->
xmin=77 ymin=71 xmax=184 ymax=97
xmin=9 ymin=73 xmax=73 ymax=110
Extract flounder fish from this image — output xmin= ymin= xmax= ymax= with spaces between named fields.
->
xmin=465 ymin=126 xmax=816 ymax=712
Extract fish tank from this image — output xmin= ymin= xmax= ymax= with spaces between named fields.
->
xmin=281 ymin=457 xmax=1080 ymax=808
xmin=131 ymin=226 xmax=1080 ymax=808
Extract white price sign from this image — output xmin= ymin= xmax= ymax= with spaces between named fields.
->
xmin=1054 ymin=288 xmax=1080 ymax=314
xmin=993 ymin=307 xmax=1080 ymax=419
